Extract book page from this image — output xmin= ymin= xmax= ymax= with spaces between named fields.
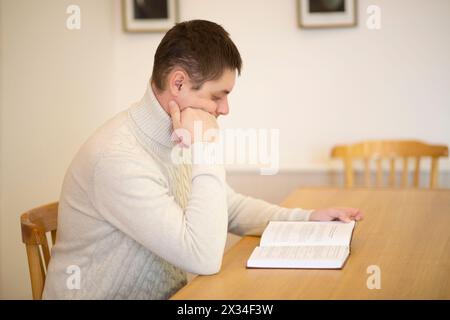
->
xmin=260 ymin=220 xmax=355 ymax=247
xmin=247 ymin=245 xmax=349 ymax=269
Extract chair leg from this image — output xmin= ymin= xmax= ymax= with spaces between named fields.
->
xmin=26 ymin=244 xmax=45 ymax=300
xmin=430 ymin=157 xmax=439 ymax=189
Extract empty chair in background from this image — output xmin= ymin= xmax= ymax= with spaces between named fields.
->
xmin=331 ymin=140 xmax=448 ymax=188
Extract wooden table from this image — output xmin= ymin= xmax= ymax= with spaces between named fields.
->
xmin=171 ymin=188 xmax=450 ymax=299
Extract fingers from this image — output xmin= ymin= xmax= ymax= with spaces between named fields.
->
xmin=330 ymin=207 xmax=363 ymax=223
xmin=338 ymin=211 xmax=353 ymax=223
xmin=341 ymin=208 xmax=364 ymax=222
xmin=169 ymin=100 xmax=186 ymax=146
xmin=347 ymin=208 xmax=363 ymax=221
xmin=311 ymin=207 xmax=364 ymax=223
xmin=352 ymin=209 xmax=364 ymax=221
xmin=169 ymin=100 xmax=181 ymax=130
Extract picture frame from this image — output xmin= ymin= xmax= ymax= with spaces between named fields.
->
xmin=122 ymin=0 xmax=179 ymax=33
xmin=297 ymin=0 xmax=357 ymax=29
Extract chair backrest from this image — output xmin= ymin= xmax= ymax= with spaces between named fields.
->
xmin=20 ymin=202 xmax=58 ymax=300
xmin=331 ymin=140 xmax=448 ymax=188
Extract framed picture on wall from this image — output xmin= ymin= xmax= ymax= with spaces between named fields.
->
xmin=297 ymin=0 xmax=357 ymax=29
xmin=122 ymin=0 xmax=179 ymax=33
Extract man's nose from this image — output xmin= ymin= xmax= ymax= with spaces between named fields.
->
xmin=217 ymin=99 xmax=229 ymax=116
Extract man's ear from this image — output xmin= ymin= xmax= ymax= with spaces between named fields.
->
xmin=168 ymin=69 xmax=188 ymax=97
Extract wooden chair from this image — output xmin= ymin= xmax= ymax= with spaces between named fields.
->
xmin=20 ymin=202 xmax=58 ymax=300
xmin=331 ymin=140 xmax=448 ymax=188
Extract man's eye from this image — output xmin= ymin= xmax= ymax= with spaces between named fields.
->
xmin=211 ymin=96 xmax=220 ymax=101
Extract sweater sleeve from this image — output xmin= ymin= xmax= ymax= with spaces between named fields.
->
xmin=226 ymin=184 xmax=313 ymax=236
xmin=92 ymin=155 xmax=228 ymax=275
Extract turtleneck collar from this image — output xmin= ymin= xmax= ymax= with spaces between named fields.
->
xmin=128 ymin=82 xmax=176 ymax=153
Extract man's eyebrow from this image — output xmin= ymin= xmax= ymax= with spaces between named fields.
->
xmin=212 ymin=89 xmax=231 ymax=96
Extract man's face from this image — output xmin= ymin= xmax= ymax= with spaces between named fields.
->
xmin=177 ymin=68 xmax=236 ymax=118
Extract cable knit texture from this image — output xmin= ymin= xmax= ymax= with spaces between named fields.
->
xmin=43 ymin=83 xmax=312 ymax=300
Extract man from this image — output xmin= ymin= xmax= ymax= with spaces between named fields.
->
xmin=43 ymin=20 xmax=362 ymax=300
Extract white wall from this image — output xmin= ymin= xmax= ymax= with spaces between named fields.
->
xmin=0 ymin=0 xmax=3 ymax=299
xmin=0 ymin=0 xmax=117 ymax=299
xmin=114 ymin=0 xmax=450 ymax=171
xmin=1 ymin=0 xmax=449 ymax=299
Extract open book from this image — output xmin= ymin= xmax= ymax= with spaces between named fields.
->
xmin=247 ymin=220 xmax=356 ymax=269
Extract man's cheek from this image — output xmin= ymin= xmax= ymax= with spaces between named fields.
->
xmin=192 ymin=97 xmax=217 ymax=114
xmin=174 ymin=93 xmax=193 ymax=111
xmin=177 ymin=90 xmax=216 ymax=113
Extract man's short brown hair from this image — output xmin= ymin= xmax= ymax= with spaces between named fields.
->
xmin=152 ymin=20 xmax=242 ymax=91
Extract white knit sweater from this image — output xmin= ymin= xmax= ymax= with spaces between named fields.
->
xmin=42 ymin=84 xmax=312 ymax=300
